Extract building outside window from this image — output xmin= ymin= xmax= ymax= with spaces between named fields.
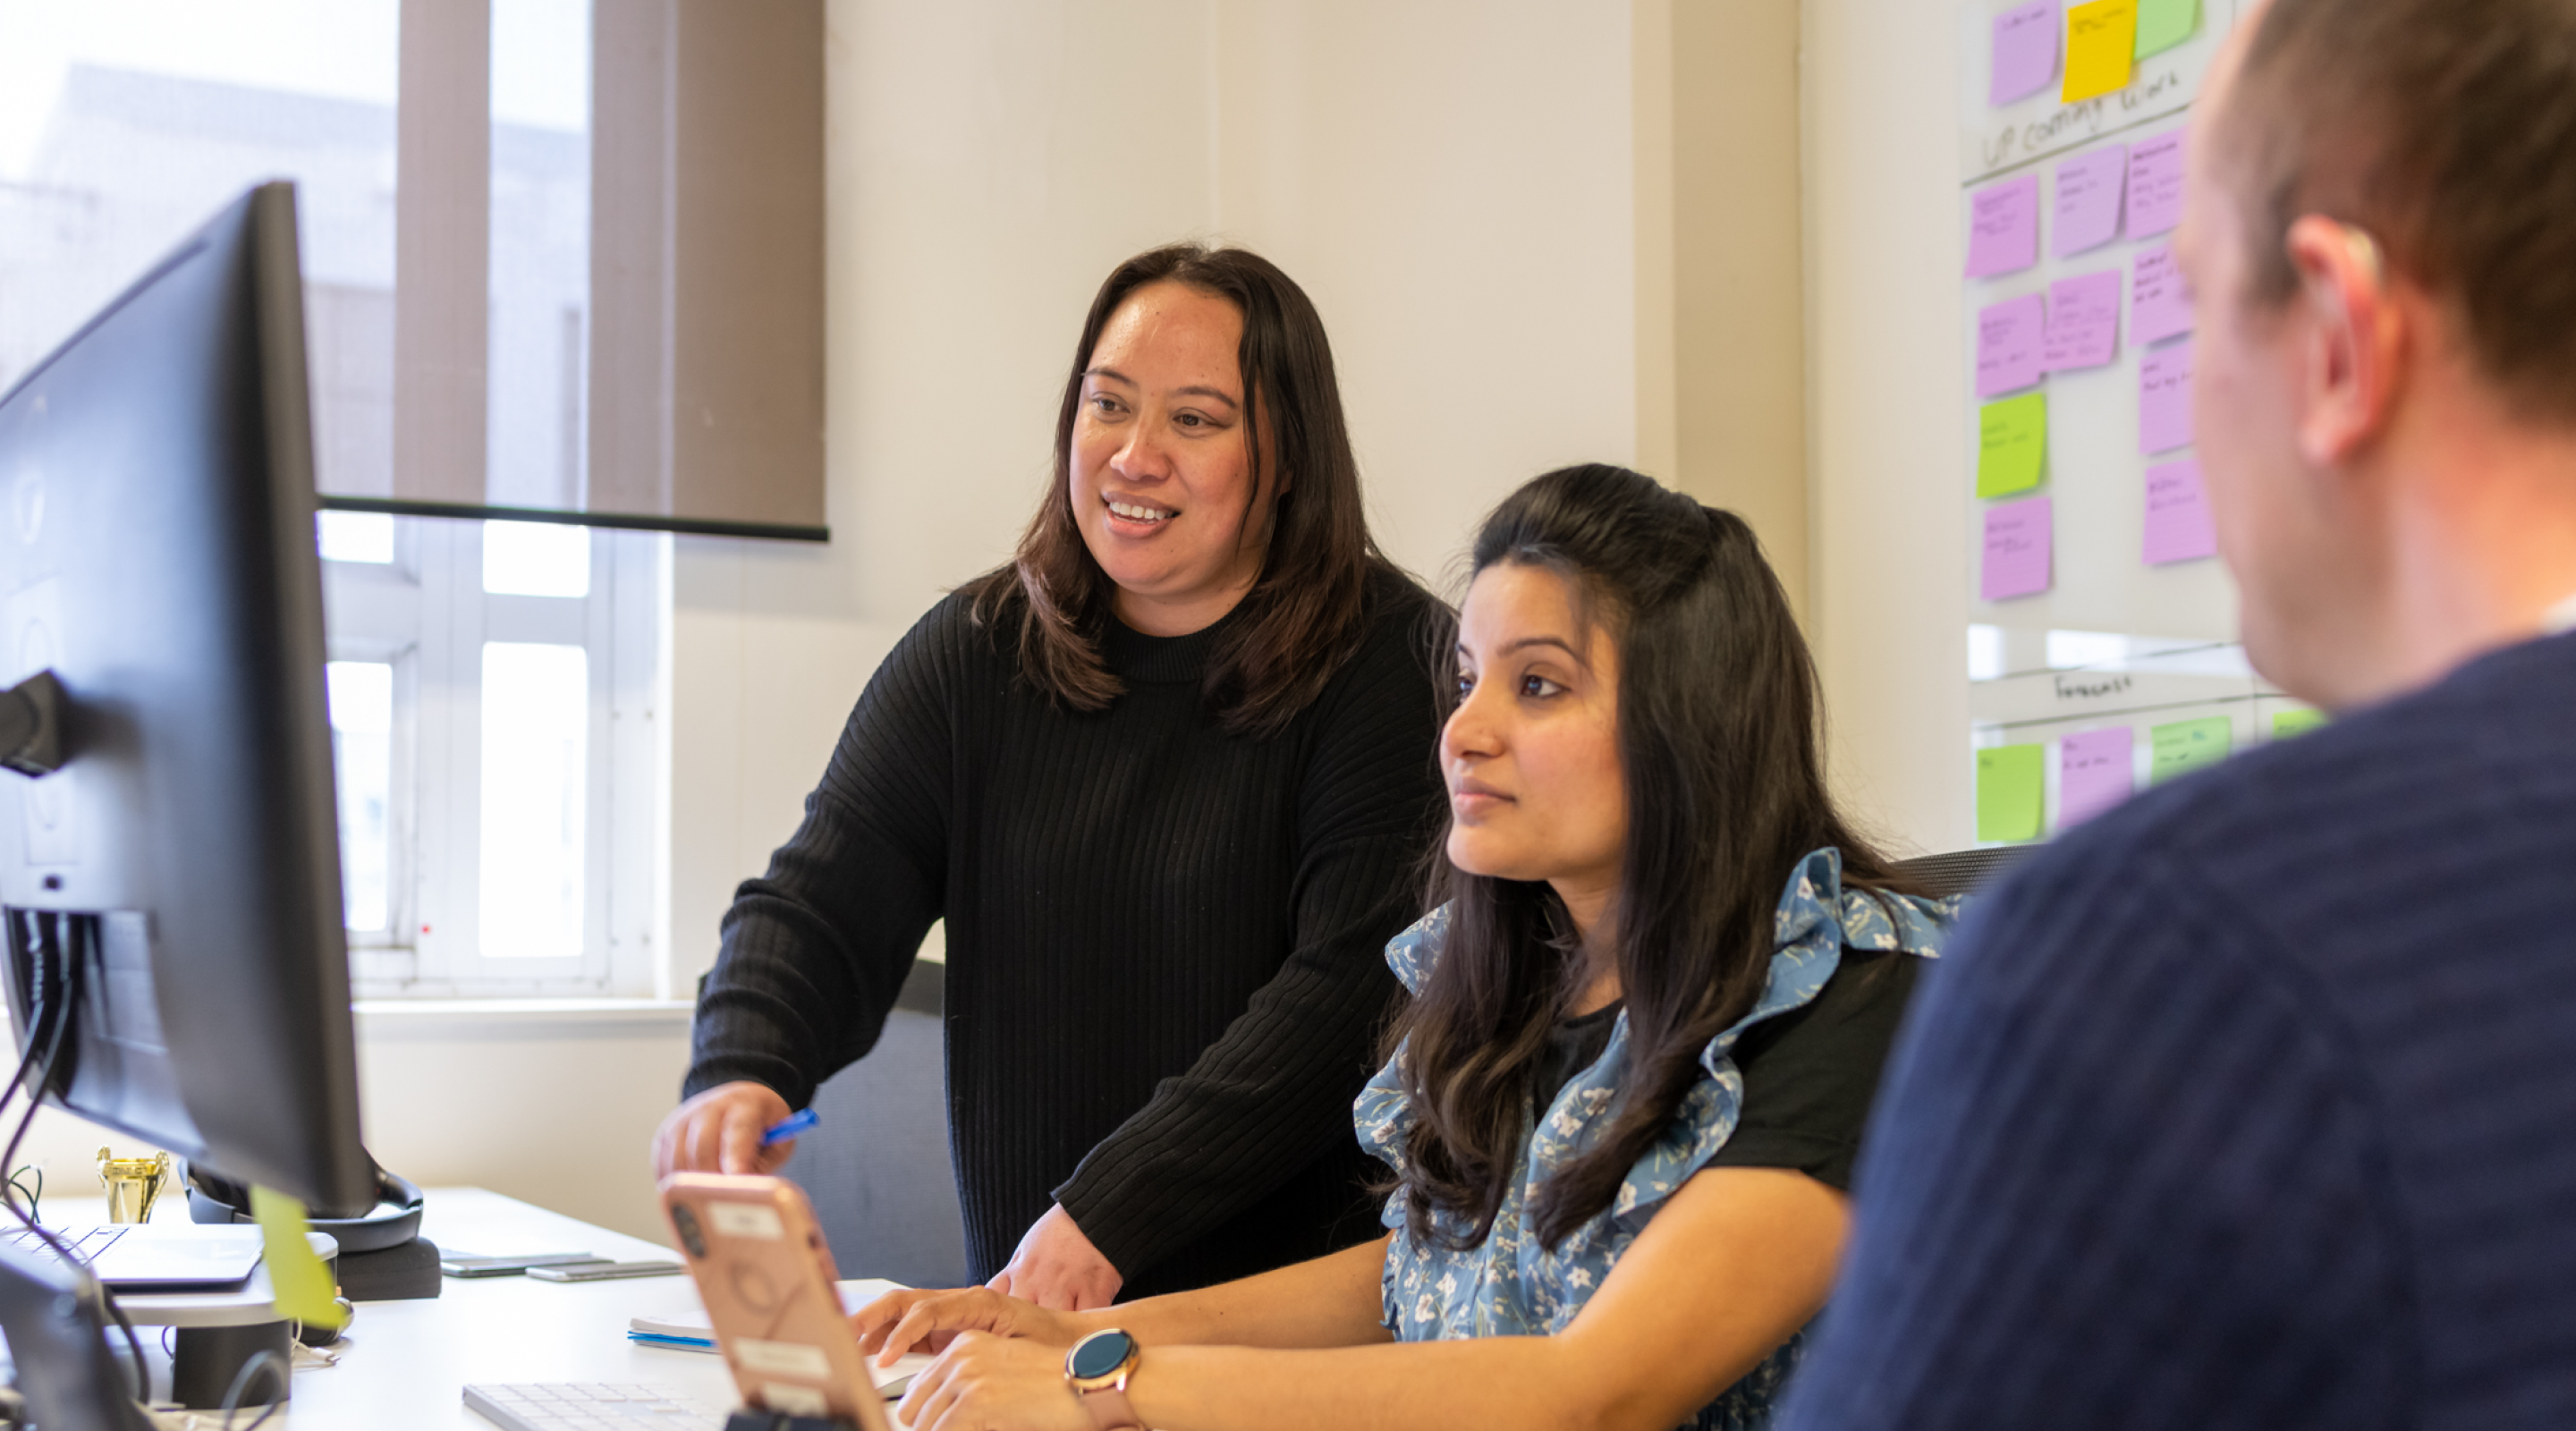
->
xmin=0 ymin=1 xmax=665 ymax=997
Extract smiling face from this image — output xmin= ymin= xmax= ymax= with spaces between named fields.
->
xmin=1443 ymin=563 xmax=1629 ymax=940
xmin=1068 ymin=281 xmax=1274 ymax=637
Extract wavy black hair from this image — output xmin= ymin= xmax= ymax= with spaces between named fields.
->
xmin=1391 ymin=463 xmax=1917 ymax=1249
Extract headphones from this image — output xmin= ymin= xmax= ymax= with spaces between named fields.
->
xmin=186 ymin=1161 xmax=426 ymax=1256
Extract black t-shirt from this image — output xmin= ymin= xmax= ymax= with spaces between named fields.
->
xmin=1531 ymin=947 xmax=1919 ymax=1193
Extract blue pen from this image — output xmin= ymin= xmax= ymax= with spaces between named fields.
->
xmin=760 ymin=1108 xmax=820 ymax=1147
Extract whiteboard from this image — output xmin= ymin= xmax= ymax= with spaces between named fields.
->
xmin=1950 ymin=0 xmax=2310 ymax=843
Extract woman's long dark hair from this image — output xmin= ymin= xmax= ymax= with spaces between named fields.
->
xmin=963 ymin=242 xmax=1389 ymax=738
xmin=1392 ymin=464 xmax=1917 ymax=1250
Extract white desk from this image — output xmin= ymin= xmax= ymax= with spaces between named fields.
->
xmin=49 ymin=1187 xmax=852 ymax=1429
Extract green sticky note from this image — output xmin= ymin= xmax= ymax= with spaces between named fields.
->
xmin=2150 ymin=716 xmax=2233 ymax=784
xmin=1977 ymin=394 xmax=2048 ymax=498
xmin=2272 ymin=707 xmax=2327 ymax=739
xmin=250 ymin=1185 xmax=348 ymax=1330
xmin=1976 ymin=743 xmax=2046 ymax=843
xmin=2134 ymin=0 xmax=2199 ymax=58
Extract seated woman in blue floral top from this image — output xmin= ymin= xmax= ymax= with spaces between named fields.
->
xmin=852 ymin=463 xmax=1959 ymax=1431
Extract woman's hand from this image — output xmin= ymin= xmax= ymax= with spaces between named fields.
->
xmin=652 ymin=1081 xmax=792 ymax=1178
xmin=853 ymin=1285 xmax=1083 ymax=1367
xmin=897 ymin=1332 xmax=1094 ymax=1431
xmin=989 ymin=1203 xmax=1123 ymax=1311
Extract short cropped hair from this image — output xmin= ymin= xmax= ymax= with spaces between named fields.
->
xmin=2220 ymin=0 xmax=2576 ymax=426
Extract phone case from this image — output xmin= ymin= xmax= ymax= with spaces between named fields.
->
xmin=660 ymin=1173 xmax=894 ymax=1430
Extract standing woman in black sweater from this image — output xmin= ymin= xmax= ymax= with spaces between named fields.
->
xmin=654 ymin=244 xmax=1446 ymax=1309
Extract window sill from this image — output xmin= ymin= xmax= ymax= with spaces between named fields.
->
xmin=353 ymin=998 xmax=694 ymax=1042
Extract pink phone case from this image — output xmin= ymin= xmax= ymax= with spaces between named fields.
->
xmin=660 ymin=1173 xmax=896 ymax=1429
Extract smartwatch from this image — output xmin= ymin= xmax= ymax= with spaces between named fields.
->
xmin=1063 ymin=1327 xmax=1143 ymax=1430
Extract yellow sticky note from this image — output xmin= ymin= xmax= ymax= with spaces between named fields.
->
xmin=2149 ymin=716 xmax=2232 ymax=784
xmin=2063 ymin=0 xmax=2139 ymax=103
xmin=250 ymin=1185 xmax=348 ymax=1331
xmin=1976 ymin=744 xmax=2046 ymax=843
xmin=2134 ymin=0 xmax=2199 ymax=58
xmin=2271 ymin=707 xmax=2326 ymax=739
xmin=1978 ymin=394 xmax=2048 ymax=498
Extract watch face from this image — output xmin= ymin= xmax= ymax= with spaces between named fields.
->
xmin=1069 ymin=1329 xmax=1136 ymax=1381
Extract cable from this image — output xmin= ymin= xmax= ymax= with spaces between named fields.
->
xmin=104 ymin=1290 xmax=149 ymax=1402
xmin=7 ymin=1164 xmax=40 ymax=1223
xmin=216 ymin=1349 xmax=287 ymax=1431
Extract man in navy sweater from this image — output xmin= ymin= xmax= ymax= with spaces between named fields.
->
xmin=1783 ymin=3 xmax=2576 ymax=1427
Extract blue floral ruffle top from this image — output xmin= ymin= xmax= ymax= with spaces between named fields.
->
xmin=1354 ymin=847 xmax=1959 ymax=1430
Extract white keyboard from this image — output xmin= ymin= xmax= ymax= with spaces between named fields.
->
xmin=463 ymin=1383 xmax=725 ymax=1431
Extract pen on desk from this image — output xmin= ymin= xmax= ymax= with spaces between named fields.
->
xmin=761 ymin=1108 xmax=820 ymax=1147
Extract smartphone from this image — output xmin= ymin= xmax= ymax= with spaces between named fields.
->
xmin=439 ymin=1252 xmax=606 ymax=1278
xmin=524 ymin=1259 xmax=688 ymax=1282
xmin=659 ymin=1173 xmax=895 ymax=1429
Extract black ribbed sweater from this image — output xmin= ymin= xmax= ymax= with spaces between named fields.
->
xmin=684 ymin=569 xmax=1445 ymax=1297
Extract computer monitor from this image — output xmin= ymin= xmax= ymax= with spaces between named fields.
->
xmin=0 ymin=182 xmax=372 ymax=1218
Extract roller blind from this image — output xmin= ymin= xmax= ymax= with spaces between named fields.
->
xmin=321 ymin=0 xmax=826 ymax=542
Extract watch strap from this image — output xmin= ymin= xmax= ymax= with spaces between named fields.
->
xmin=1074 ymin=1381 xmax=1141 ymax=1430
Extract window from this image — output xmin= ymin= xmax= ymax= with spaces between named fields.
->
xmin=6 ymin=3 xmax=666 ymax=997
xmin=321 ymin=517 xmax=659 ymax=995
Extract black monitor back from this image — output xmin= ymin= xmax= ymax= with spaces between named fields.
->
xmin=0 ymin=182 xmax=371 ymax=1216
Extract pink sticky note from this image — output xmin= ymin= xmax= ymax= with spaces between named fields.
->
xmin=2139 ymin=340 xmax=2194 ymax=453
xmin=1982 ymin=495 xmax=2054 ymax=601
xmin=1967 ymin=175 xmax=2041 ymax=279
xmin=2143 ymin=459 xmax=2217 ymax=563
xmin=2125 ymin=128 xmax=2186 ymax=238
xmin=2131 ymin=243 xmax=2195 ymax=345
xmin=2054 ymin=145 xmax=2129 ymax=257
xmin=1990 ymin=1 xmax=2061 ymax=106
xmin=2044 ymin=270 xmax=2123 ymax=372
xmin=2059 ymin=727 xmax=2136 ymax=826
xmin=1978 ymin=294 xmax=2048 ymax=398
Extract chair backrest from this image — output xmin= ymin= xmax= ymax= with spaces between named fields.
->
xmin=1891 ymin=845 xmax=2036 ymax=901
xmin=782 ymin=959 xmax=971 ymax=1290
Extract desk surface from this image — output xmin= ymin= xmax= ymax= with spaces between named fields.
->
xmin=47 ymin=1186 xmax=891 ymax=1429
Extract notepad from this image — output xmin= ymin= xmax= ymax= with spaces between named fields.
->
xmin=631 ymin=1279 xmax=931 ymax=1398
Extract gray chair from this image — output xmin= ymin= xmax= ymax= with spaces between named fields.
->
xmin=1892 ymin=845 xmax=2034 ymax=900
xmin=780 ymin=960 xmax=971 ymax=1290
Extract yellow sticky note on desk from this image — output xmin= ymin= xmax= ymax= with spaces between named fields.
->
xmin=1978 ymin=394 xmax=2048 ymax=498
xmin=1976 ymin=744 xmax=2046 ymax=843
xmin=2064 ymin=0 xmax=2139 ymax=103
xmin=250 ymin=1185 xmax=348 ymax=1331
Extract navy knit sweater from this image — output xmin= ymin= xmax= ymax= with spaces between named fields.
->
xmin=1782 ymin=631 xmax=2576 ymax=1430
xmin=685 ymin=568 xmax=1445 ymax=1298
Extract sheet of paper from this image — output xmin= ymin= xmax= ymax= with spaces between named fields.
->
xmin=2124 ymin=127 xmax=2187 ymax=238
xmin=2059 ymin=727 xmax=2136 ymax=826
xmin=2150 ymin=716 xmax=2232 ymax=784
xmin=2054 ymin=144 xmax=2128 ymax=257
xmin=2063 ymin=0 xmax=2140 ymax=103
xmin=1978 ymin=294 xmax=2048 ymax=398
xmin=1978 ymin=394 xmax=2049 ymax=498
xmin=2139 ymin=339 xmax=2194 ymax=453
xmin=2134 ymin=0 xmax=2200 ymax=58
xmin=1981 ymin=495 xmax=2053 ymax=601
xmin=2131 ymin=242 xmax=2195 ymax=345
xmin=250 ymin=1185 xmax=350 ymax=1331
xmin=1990 ymin=0 xmax=2062 ymax=106
xmin=2044 ymin=269 xmax=2123 ymax=372
xmin=1966 ymin=174 xmax=2041 ymax=278
xmin=1976 ymin=743 xmax=2046 ymax=843
xmin=2272 ymin=708 xmax=2328 ymax=739
xmin=2143 ymin=458 xmax=2216 ymax=563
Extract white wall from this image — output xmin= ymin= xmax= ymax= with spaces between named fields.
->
xmin=671 ymin=0 xmax=1642 ymax=978
xmin=1801 ymin=0 xmax=1974 ymax=854
xmin=9 ymin=0 xmax=1980 ymax=1247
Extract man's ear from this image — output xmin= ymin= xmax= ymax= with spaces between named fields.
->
xmin=2283 ymin=216 xmax=2406 ymax=468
